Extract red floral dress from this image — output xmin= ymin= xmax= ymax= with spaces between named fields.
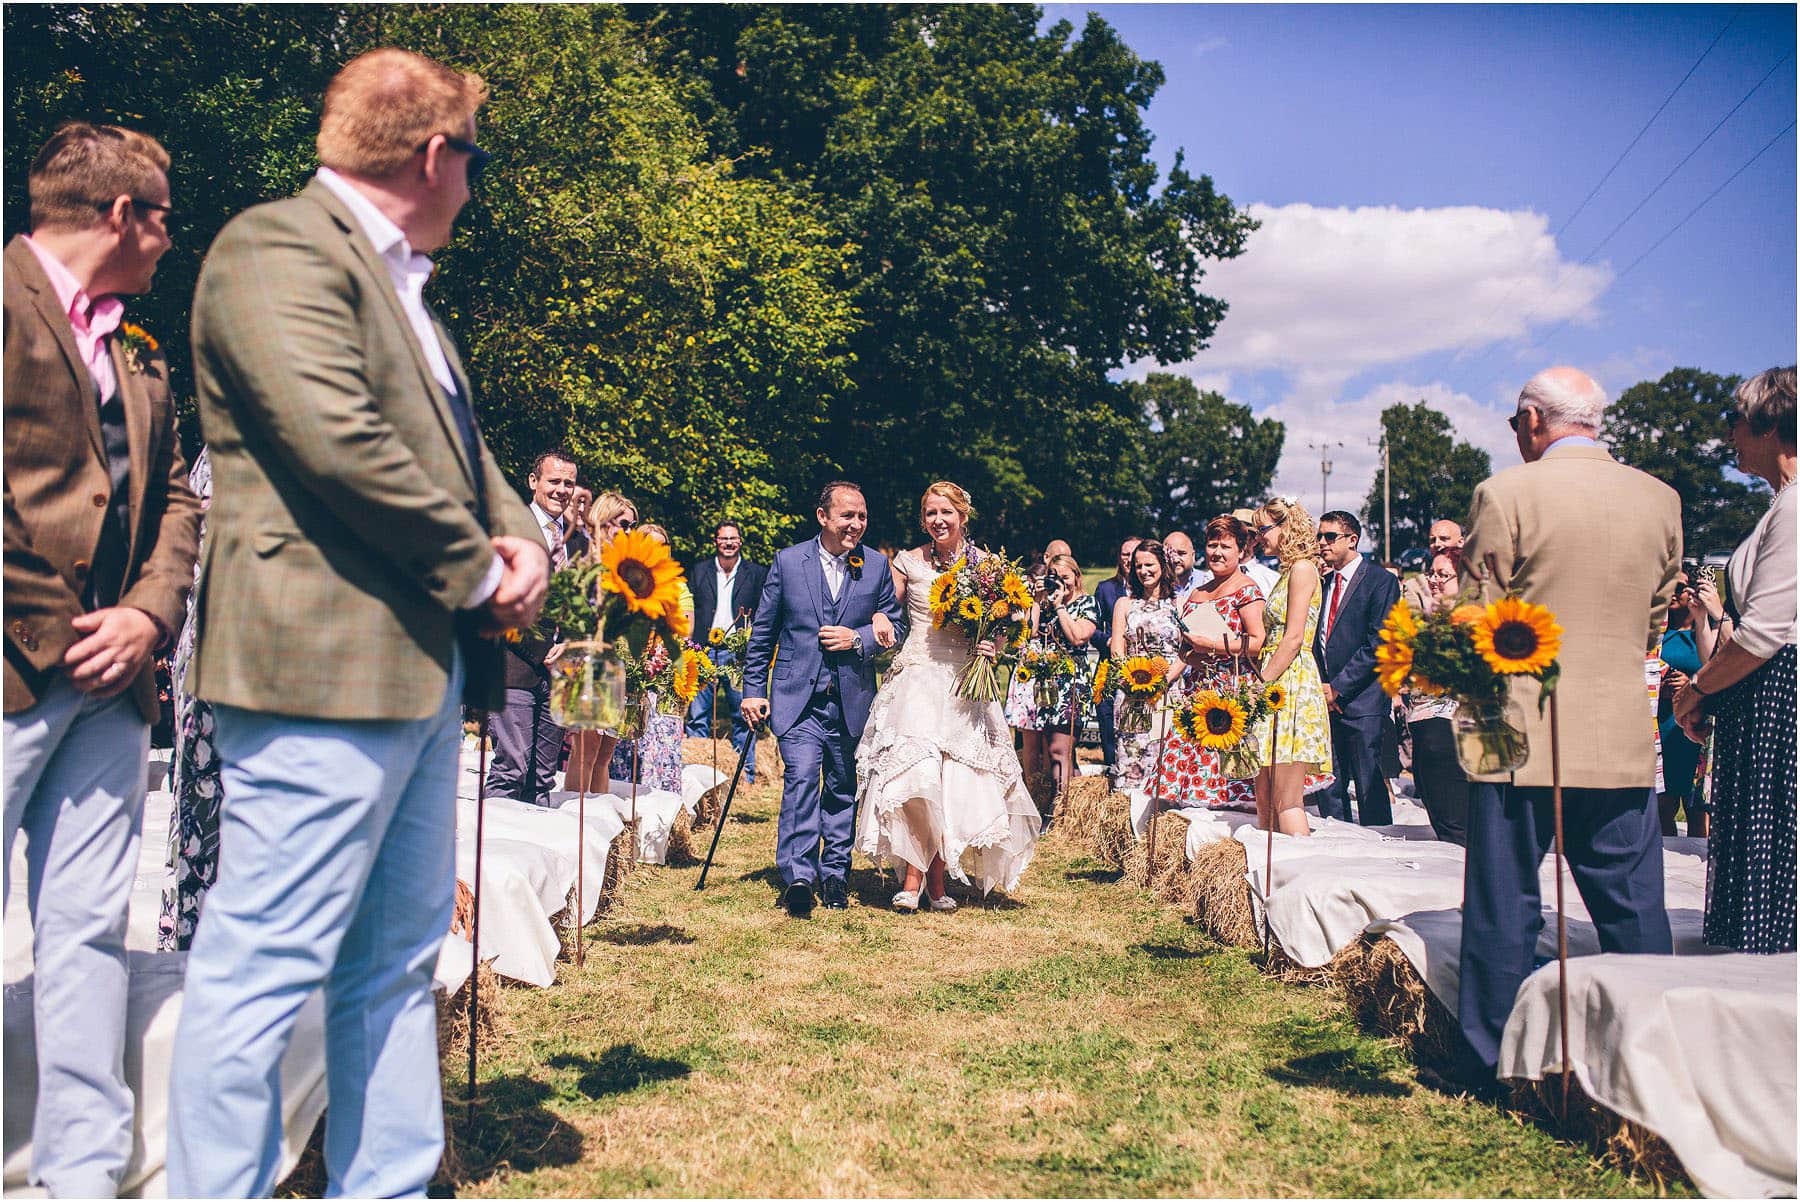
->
xmin=1152 ymin=581 xmax=1264 ymax=811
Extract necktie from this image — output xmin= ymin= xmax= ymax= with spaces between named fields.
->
xmin=547 ymin=524 xmax=567 ymax=570
xmin=1324 ymin=572 xmax=1345 ymax=642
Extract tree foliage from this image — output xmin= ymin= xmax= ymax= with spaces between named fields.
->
xmin=1127 ymin=373 xmax=1285 ymax=538
xmin=1602 ymin=367 xmax=1770 ymax=556
xmin=1363 ymin=401 xmax=1492 ymax=556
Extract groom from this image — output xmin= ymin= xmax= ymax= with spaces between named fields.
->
xmin=742 ymin=481 xmax=905 ymax=918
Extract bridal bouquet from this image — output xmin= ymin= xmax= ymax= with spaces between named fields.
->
xmin=928 ymin=550 xmax=1033 ymax=701
xmin=1376 ymin=593 xmax=1562 ymax=775
xmin=538 ymin=530 xmax=692 ymax=730
xmin=1173 ymin=679 xmax=1284 ymax=778
xmin=1094 ymin=654 xmax=1173 ymax=734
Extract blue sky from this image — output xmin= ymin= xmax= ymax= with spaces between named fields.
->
xmin=1042 ymin=3 xmax=1797 ymax=521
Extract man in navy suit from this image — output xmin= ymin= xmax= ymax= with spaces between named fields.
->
xmin=1312 ymin=510 xmax=1400 ymax=826
xmin=742 ymin=482 xmax=906 ymax=917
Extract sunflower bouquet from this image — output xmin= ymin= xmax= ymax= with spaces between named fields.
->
xmin=1173 ymin=678 xmax=1282 ymax=778
xmin=928 ymin=550 xmax=1034 ymax=702
xmin=540 ymin=530 xmax=692 ymax=730
xmin=1376 ymin=592 xmax=1562 ymax=775
xmin=1094 ymin=654 xmax=1174 ymax=734
xmin=703 ymin=622 xmax=753 ymax=687
xmin=1014 ymin=645 xmax=1081 ymax=711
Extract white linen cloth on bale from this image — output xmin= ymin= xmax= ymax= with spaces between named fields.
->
xmin=1501 ymin=951 xmax=1796 ymax=1199
xmin=4 ymin=762 xmax=326 ymax=1197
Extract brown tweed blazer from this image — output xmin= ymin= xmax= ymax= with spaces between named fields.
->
xmin=3 ymin=236 xmax=201 ymax=721
xmin=189 ymin=179 xmax=537 ymax=720
xmin=1461 ymin=442 xmax=1681 ymax=789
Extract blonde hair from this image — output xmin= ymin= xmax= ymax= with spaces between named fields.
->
xmin=919 ymin=481 xmax=975 ymax=531
xmin=587 ymin=491 xmax=637 ymax=545
xmin=28 ymin=122 xmax=170 ymax=231
xmin=1047 ymin=552 xmax=1083 ymax=583
xmin=637 ymin=522 xmax=669 ymax=545
xmin=1257 ymin=497 xmax=1317 ymax=571
xmin=317 ymin=48 xmax=488 ymax=178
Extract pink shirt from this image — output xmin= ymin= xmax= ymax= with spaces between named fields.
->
xmin=22 ymin=234 xmax=123 ymax=403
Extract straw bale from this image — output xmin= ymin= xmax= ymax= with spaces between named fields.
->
xmin=1058 ymin=776 xmax=1108 ymax=843
xmin=1263 ymin=940 xmax=1337 ymax=986
xmin=1187 ymin=837 xmax=1257 ymax=947
xmin=1335 ymin=932 xmax=1460 ymax=1065
xmin=435 ymin=962 xmax=507 ymax=1060
xmin=681 ymin=735 xmax=782 ymax=782
xmin=1507 ymin=1079 xmax=1687 ymax=1188
xmin=693 ymin=780 xmax=727 ymax=830
xmin=666 ymin=805 xmax=697 ymax=866
xmin=1123 ymin=812 xmax=1191 ymax=902
xmin=1092 ymin=791 xmax=1135 ymax=870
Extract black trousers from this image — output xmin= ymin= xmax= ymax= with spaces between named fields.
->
xmin=1408 ymin=717 xmax=1469 ymax=847
xmin=485 ymin=682 xmax=566 ymax=807
xmin=1322 ymin=708 xmax=1393 ymax=825
xmin=1457 ymin=783 xmax=1671 ymax=1071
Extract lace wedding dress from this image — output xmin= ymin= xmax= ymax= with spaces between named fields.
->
xmin=855 ymin=549 xmax=1042 ymax=895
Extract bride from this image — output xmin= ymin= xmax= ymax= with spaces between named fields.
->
xmin=855 ymin=482 xmax=1042 ymax=912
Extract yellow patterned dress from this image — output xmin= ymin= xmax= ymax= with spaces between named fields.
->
xmin=1253 ymin=569 xmax=1333 ymax=778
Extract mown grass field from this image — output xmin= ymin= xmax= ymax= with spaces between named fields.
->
xmin=428 ymin=765 xmax=1683 ymax=1198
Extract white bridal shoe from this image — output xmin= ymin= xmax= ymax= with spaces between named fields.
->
xmin=892 ymin=889 xmax=921 ymax=912
xmin=928 ymin=893 xmax=957 ymax=913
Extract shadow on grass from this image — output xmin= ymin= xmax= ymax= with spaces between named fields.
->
xmin=730 ymin=811 xmax=771 ymax=824
xmin=1267 ymin=1049 xmax=1413 ymax=1098
xmin=1064 ymin=866 xmax=1124 ymax=884
xmin=1132 ymin=941 xmax=1207 ymax=960
xmin=595 ymin=922 xmax=695 ymax=946
xmin=547 ymin=1045 xmax=692 ymax=1098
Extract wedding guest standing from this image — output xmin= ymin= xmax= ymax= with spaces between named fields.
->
xmin=1313 ymin=510 xmax=1400 ymax=825
xmin=168 ymin=50 xmax=546 ymax=1196
xmin=563 ymin=484 xmax=593 ymax=561
xmin=1675 ymin=366 xmax=1795 ymax=954
xmin=4 ymin=121 xmax=200 ymax=1197
xmin=1108 ymin=540 xmax=1182 ymax=810
xmin=1002 ymin=552 xmax=1098 ymax=814
xmin=1153 ymin=517 xmax=1265 ymax=812
xmin=1654 ymin=572 xmax=1705 ymax=838
xmin=1228 ymin=508 xmax=1279 ymax=595
xmin=1456 ymin=365 xmax=1679 ymax=1079
xmin=685 ymin=519 xmax=767 ymax=780
xmin=608 ymin=523 xmax=691 ymax=793
xmin=485 ymin=448 xmax=579 ymax=806
xmin=1401 ymin=518 xmax=1463 ymax=612
xmin=1404 ymin=553 xmax=1470 ymax=846
xmin=566 ymin=489 xmax=638 ymax=794
xmin=1162 ymin=530 xmax=1200 ymax=605
xmin=1249 ymin=498 xmax=1330 ymax=836
xmin=1091 ymin=535 xmax=1141 ymax=777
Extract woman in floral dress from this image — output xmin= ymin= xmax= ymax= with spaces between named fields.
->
xmin=1153 ymin=516 xmax=1266 ymax=811
xmin=1002 ymin=553 xmax=1098 ymax=816
xmin=1249 ymin=497 xmax=1333 ymax=836
xmin=608 ymin=523 xmax=690 ymax=794
xmin=1107 ymin=540 xmax=1183 ymax=803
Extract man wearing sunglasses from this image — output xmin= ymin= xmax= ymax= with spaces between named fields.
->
xmin=1311 ymin=509 xmax=1400 ymax=826
xmin=170 ymin=49 xmax=544 ymax=1197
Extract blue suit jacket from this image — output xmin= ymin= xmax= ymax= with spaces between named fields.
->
xmin=1312 ymin=559 xmax=1402 ymax=720
xmin=741 ymin=540 xmax=907 ymax=739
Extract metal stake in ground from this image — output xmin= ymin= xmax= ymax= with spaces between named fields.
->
xmin=468 ymin=711 xmax=490 ymax=1125
xmin=575 ymin=772 xmax=587 ymax=969
xmin=1262 ymin=703 xmax=1280 ymax=962
xmin=1550 ymin=691 xmax=1571 ymax=1121
xmin=696 ymin=725 xmax=759 ymax=890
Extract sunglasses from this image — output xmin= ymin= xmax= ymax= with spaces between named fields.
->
xmin=420 ymin=134 xmax=491 ymax=184
xmin=1255 ymin=522 xmax=1281 ymax=537
xmin=98 ymin=198 xmax=178 ymax=227
xmin=1316 ymin=531 xmax=1349 ymax=544
xmin=1507 ymin=406 xmax=1532 ymax=432
xmin=1725 ymin=409 xmax=1745 ymax=430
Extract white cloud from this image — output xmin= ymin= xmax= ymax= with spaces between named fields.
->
xmin=1192 ymin=37 xmax=1228 ymax=56
xmin=1190 ymin=202 xmax=1613 ymax=387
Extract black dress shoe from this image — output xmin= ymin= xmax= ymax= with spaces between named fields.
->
xmin=821 ymin=878 xmax=849 ymax=909
xmin=783 ymin=881 xmax=815 ymax=919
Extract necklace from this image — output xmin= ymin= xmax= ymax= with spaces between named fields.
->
xmin=927 ymin=540 xmax=967 ymax=571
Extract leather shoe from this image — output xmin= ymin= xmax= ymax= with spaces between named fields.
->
xmin=821 ymin=878 xmax=849 ymax=909
xmin=782 ymin=881 xmax=815 ymax=919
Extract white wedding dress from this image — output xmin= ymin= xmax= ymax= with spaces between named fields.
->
xmin=854 ymin=549 xmax=1041 ymax=895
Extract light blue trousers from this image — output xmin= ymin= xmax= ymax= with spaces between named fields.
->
xmin=167 ymin=657 xmax=461 ymax=1198
xmin=3 ymin=676 xmax=149 ymax=1197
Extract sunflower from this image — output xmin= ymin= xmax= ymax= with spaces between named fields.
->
xmin=1004 ymin=574 xmax=1034 ymax=610
xmin=601 ymin=530 xmax=684 ymax=622
xmin=929 ymin=572 xmax=957 ymax=614
xmin=988 ymin=598 xmax=1011 ymax=621
xmin=1014 ymin=665 xmax=1034 ymax=683
xmin=1375 ymin=602 xmax=1419 ymax=697
xmin=957 ymin=595 xmax=985 ymax=622
xmin=1263 ymin=683 xmax=1287 ymax=712
xmin=1121 ymin=655 xmax=1167 ymax=699
xmin=1449 ymin=603 xmax=1485 ymax=626
xmin=1191 ymin=690 xmax=1248 ymax=749
xmin=673 ymin=651 xmax=704 ymax=703
xmin=1472 ymin=597 xmax=1562 ymax=675
xmin=1091 ymin=660 xmax=1111 ymax=704
xmin=707 ymin=627 xmax=725 ymax=646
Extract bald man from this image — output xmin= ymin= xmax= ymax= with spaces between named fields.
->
xmin=1044 ymin=538 xmax=1072 ymax=560
xmin=1162 ymin=531 xmax=1198 ymax=605
xmin=1402 ymin=519 xmax=1465 ymax=612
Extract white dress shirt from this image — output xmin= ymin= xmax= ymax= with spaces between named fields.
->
xmin=1322 ymin=554 xmax=1363 ymax=642
xmin=709 ymin=557 xmax=742 ymax=634
xmin=314 ymin=167 xmax=501 ymax=607
xmin=818 ymin=539 xmax=849 ymax=603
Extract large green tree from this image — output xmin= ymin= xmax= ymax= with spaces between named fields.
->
xmin=634 ymin=5 xmax=1258 ymax=557
xmin=1363 ymin=401 xmax=1492 ymax=556
xmin=1127 ymin=373 xmax=1284 ymax=537
xmin=1602 ymin=367 xmax=1770 ymax=556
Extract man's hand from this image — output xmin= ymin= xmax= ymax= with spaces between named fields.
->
xmin=544 ymin=641 xmax=568 ymax=667
xmin=1323 ymin=682 xmax=1340 ymax=712
xmin=871 ymin=612 xmax=897 ymax=649
xmin=741 ymin=696 xmax=770 ymax=725
xmin=486 ymin=536 xmax=549 ymax=631
xmin=819 ymin=624 xmax=859 ymax=653
xmin=65 ymin=607 xmax=161 ymax=697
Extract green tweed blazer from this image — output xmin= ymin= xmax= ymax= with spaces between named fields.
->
xmin=189 ymin=179 xmax=538 ymax=720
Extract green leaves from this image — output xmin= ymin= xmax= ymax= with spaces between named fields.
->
xmin=1364 ymin=402 xmax=1494 ymax=556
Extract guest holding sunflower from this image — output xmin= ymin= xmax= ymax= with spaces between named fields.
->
xmin=1108 ymin=540 xmax=1184 ymax=804
xmin=1152 ymin=516 xmax=1266 ymax=812
xmin=567 ymin=491 xmax=640 ymax=793
xmin=1003 ymin=552 xmax=1099 ymax=808
xmin=1402 ymin=552 xmax=1470 ymax=846
xmin=607 ymin=523 xmax=694 ymax=794
xmin=1247 ymin=497 xmax=1333 ymax=836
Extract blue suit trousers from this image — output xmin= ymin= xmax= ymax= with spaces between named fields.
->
xmin=775 ymin=688 xmax=855 ymax=888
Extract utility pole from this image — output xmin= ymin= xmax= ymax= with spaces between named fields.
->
xmin=1370 ymin=431 xmax=1392 ymax=563
xmin=1305 ymin=440 xmax=1342 ymax=515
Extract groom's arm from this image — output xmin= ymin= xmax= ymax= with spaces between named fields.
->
xmin=850 ymin=556 xmax=907 ymax=660
xmin=742 ymin=551 xmax=783 ymax=700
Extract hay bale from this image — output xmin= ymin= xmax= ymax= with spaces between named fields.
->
xmin=683 ymin=735 xmax=783 ymax=782
xmin=1507 ymin=1079 xmax=1687 ymax=1188
xmin=693 ymin=780 xmax=727 ymax=830
xmin=449 ymin=877 xmax=475 ymax=940
xmin=1188 ymin=836 xmax=1257 ymax=947
xmin=666 ymin=805 xmax=697 ymax=866
xmin=1263 ymin=940 xmax=1337 ymax=986
xmin=1092 ymin=791 xmax=1135 ymax=870
xmin=1059 ymin=776 xmax=1108 ymax=842
xmin=435 ymin=962 xmax=506 ymax=1062
xmin=1335 ymin=932 xmax=1460 ymax=1066
xmin=1123 ymin=812 xmax=1191 ymax=902
xmin=595 ymin=820 xmax=640 ymax=916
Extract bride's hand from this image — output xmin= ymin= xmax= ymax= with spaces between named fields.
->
xmin=975 ymin=638 xmax=998 ymax=660
xmin=872 ymin=612 xmax=897 ymax=648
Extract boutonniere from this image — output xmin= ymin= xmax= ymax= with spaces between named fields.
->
xmin=117 ymin=322 xmax=158 ymax=374
xmin=846 ymin=549 xmax=865 ymax=580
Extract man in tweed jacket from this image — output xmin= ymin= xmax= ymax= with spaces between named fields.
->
xmin=4 ymin=121 xmax=199 ymax=1198
xmin=167 ymin=50 xmax=544 ymax=1197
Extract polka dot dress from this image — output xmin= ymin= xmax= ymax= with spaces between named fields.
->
xmin=1703 ymin=643 xmax=1796 ymax=954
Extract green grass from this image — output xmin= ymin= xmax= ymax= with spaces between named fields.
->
xmin=428 ymin=771 xmax=1685 ymax=1197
